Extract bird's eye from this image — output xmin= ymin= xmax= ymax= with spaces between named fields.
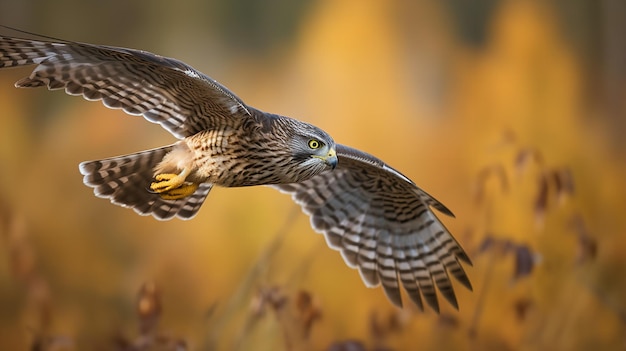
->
xmin=308 ymin=139 xmax=321 ymax=149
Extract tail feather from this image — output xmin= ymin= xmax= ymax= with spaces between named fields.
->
xmin=79 ymin=145 xmax=212 ymax=220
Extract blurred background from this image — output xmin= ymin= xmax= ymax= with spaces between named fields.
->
xmin=0 ymin=0 xmax=625 ymax=350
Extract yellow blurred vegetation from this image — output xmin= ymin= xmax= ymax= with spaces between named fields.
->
xmin=0 ymin=0 xmax=625 ymax=350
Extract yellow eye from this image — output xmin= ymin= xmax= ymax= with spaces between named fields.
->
xmin=308 ymin=139 xmax=321 ymax=149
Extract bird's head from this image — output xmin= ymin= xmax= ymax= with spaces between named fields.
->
xmin=285 ymin=120 xmax=337 ymax=180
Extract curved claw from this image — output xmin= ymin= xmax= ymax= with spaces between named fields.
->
xmin=150 ymin=173 xmax=185 ymax=192
xmin=148 ymin=168 xmax=198 ymax=200
xmin=158 ymin=183 xmax=199 ymax=200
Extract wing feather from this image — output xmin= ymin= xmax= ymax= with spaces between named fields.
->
xmin=0 ymin=34 xmax=252 ymax=138
xmin=272 ymin=144 xmax=472 ymax=311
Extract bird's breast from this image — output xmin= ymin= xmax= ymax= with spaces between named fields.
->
xmin=185 ymin=128 xmax=297 ymax=187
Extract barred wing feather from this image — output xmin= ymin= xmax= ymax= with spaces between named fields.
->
xmin=273 ymin=144 xmax=472 ymax=312
xmin=0 ymin=34 xmax=251 ymax=138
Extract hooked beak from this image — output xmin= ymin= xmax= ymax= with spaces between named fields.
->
xmin=311 ymin=148 xmax=338 ymax=169
xmin=324 ymin=148 xmax=338 ymax=169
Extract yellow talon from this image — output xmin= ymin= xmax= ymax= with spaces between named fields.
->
xmin=150 ymin=173 xmax=184 ymax=192
xmin=158 ymin=183 xmax=199 ymax=200
xmin=150 ymin=168 xmax=197 ymax=199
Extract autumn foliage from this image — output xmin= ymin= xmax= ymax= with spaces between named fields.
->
xmin=0 ymin=1 xmax=625 ymax=350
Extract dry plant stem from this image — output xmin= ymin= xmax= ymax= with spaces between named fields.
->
xmin=203 ymin=206 xmax=300 ymax=350
xmin=285 ymin=240 xmax=326 ymax=287
xmin=469 ymin=163 xmax=505 ymax=340
xmin=468 ymin=247 xmax=497 ymax=340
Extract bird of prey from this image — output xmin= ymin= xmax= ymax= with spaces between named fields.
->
xmin=0 ymin=28 xmax=471 ymax=312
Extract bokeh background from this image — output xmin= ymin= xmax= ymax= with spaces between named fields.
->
xmin=1 ymin=0 xmax=625 ymax=350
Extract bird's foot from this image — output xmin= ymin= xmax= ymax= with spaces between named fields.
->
xmin=157 ymin=182 xmax=199 ymax=200
xmin=150 ymin=171 xmax=198 ymax=200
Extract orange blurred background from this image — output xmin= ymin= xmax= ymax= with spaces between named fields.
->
xmin=0 ymin=1 xmax=625 ymax=350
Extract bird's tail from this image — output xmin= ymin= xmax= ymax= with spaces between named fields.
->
xmin=79 ymin=145 xmax=213 ymax=220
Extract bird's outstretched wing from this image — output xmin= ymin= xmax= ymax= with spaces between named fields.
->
xmin=273 ymin=144 xmax=472 ymax=312
xmin=0 ymin=31 xmax=251 ymax=138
